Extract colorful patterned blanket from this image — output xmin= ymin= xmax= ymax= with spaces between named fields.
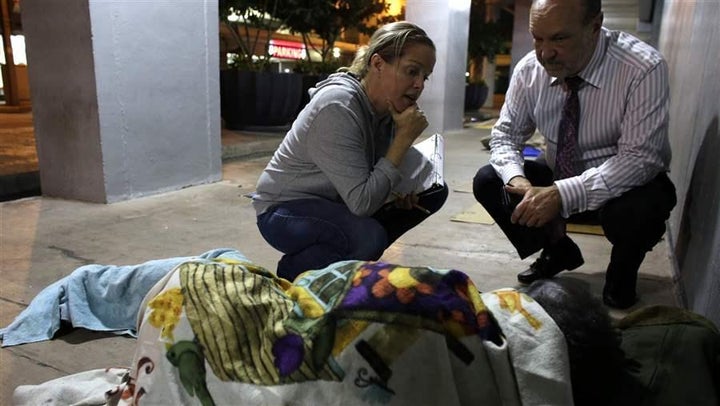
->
xmin=13 ymin=253 xmax=574 ymax=405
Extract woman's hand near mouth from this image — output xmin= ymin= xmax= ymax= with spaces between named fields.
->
xmin=384 ymin=99 xmax=428 ymax=167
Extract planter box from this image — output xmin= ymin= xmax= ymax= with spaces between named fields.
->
xmin=464 ymin=83 xmax=489 ymax=112
xmin=220 ymin=70 xmax=304 ymax=130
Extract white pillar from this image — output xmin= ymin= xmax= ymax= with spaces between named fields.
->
xmin=406 ymin=0 xmax=471 ymax=134
xmin=21 ymin=0 xmax=221 ymax=203
xmin=482 ymin=58 xmax=496 ymax=108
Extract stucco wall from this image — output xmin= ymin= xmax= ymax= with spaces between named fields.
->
xmin=659 ymin=0 xmax=720 ymax=326
xmin=21 ymin=0 xmax=106 ymax=202
xmin=406 ymin=0 xmax=470 ymax=134
xmin=22 ymin=0 xmax=221 ymax=203
xmin=89 ymin=1 xmax=221 ymax=202
xmin=510 ymin=0 xmax=533 ymax=73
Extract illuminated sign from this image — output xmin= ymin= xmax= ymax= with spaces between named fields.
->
xmin=268 ymin=40 xmax=306 ymax=60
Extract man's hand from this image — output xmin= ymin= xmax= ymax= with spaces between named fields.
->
xmin=507 ymin=176 xmax=532 ymax=190
xmin=505 ymin=184 xmax=563 ymax=227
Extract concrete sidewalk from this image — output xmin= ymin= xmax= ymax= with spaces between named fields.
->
xmin=0 ymin=125 xmax=679 ymax=404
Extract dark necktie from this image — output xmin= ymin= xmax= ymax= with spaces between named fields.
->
xmin=555 ymin=76 xmax=584 ymax=179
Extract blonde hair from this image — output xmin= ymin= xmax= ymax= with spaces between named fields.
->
xmin=339 ymin=21 xmax=435 ymax=79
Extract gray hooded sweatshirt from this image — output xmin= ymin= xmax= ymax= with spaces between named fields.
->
xmin=252 ymin=73 xmax=403 ymax=217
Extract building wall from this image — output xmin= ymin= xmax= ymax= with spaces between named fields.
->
xmin=406 ymin=0 xmax=470 ymax=134
xmin=659 ymin=0 xmax=720 ymax=327
xmin=89 ymin=1 xmax=221 ymax=202
xmin=22 ymin=0 xmax=106 ymax=201
xmin=510 ymin=0 xmax=533 ymax=74
xmin=22 ymin=0 xmax=221 ymax=203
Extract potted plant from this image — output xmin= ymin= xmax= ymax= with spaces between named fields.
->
xmin=279 ymin=0 xmax=396 ymax=114
xmin=279 ymin=0 xmax=394 ymax=67
xmin=220 ymin=0 xmax=284 ymax=71
xmin=219 ymin=0 xmax=304 ymax=130
xmin=465 ymin=76 xmax=489 ymax=112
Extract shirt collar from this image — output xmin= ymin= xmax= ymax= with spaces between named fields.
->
xmin=549 ymin=27 xmax=610 ymax=89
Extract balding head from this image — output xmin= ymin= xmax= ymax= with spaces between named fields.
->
xmin=532 ymin=0 xmax=601 ymax=24
xmin=529 ymin=0 xmax=603 ymax=78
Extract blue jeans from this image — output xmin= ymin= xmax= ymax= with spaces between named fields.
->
xmin=257 ymin=184 xmax=448 ymax=280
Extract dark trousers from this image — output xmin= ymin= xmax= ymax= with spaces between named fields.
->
xmin=257 ymin=184 xmax=448 ymax=280
xmin=473 ymin=161 xmax=676 ymax=294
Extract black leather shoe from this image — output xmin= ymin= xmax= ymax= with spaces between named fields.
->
xmin=517 ymin=237 xmax=584 ymax=284
xmin=602 ymin=288 xmax=637 ymax=309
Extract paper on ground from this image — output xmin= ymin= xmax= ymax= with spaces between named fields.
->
xmin=451 ymin=202 xmax=496 ymax=224
xmin=451 ymin=203 xmax=605 ymax=236
xmin=566 ymin=223 xmax=604 ymax=236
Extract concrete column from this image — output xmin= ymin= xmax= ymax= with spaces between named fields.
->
xmin=406 ymin=0 xmax=471 ymax=134
xmin=21 ymin=0 xmax=221 ymax=203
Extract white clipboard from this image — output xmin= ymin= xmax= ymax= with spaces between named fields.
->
xmin=394 ymin=133 xmax=445 ymax=195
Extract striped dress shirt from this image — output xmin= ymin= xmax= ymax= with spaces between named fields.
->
xmin=490 ymin=28 xmax=672 ymax=218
